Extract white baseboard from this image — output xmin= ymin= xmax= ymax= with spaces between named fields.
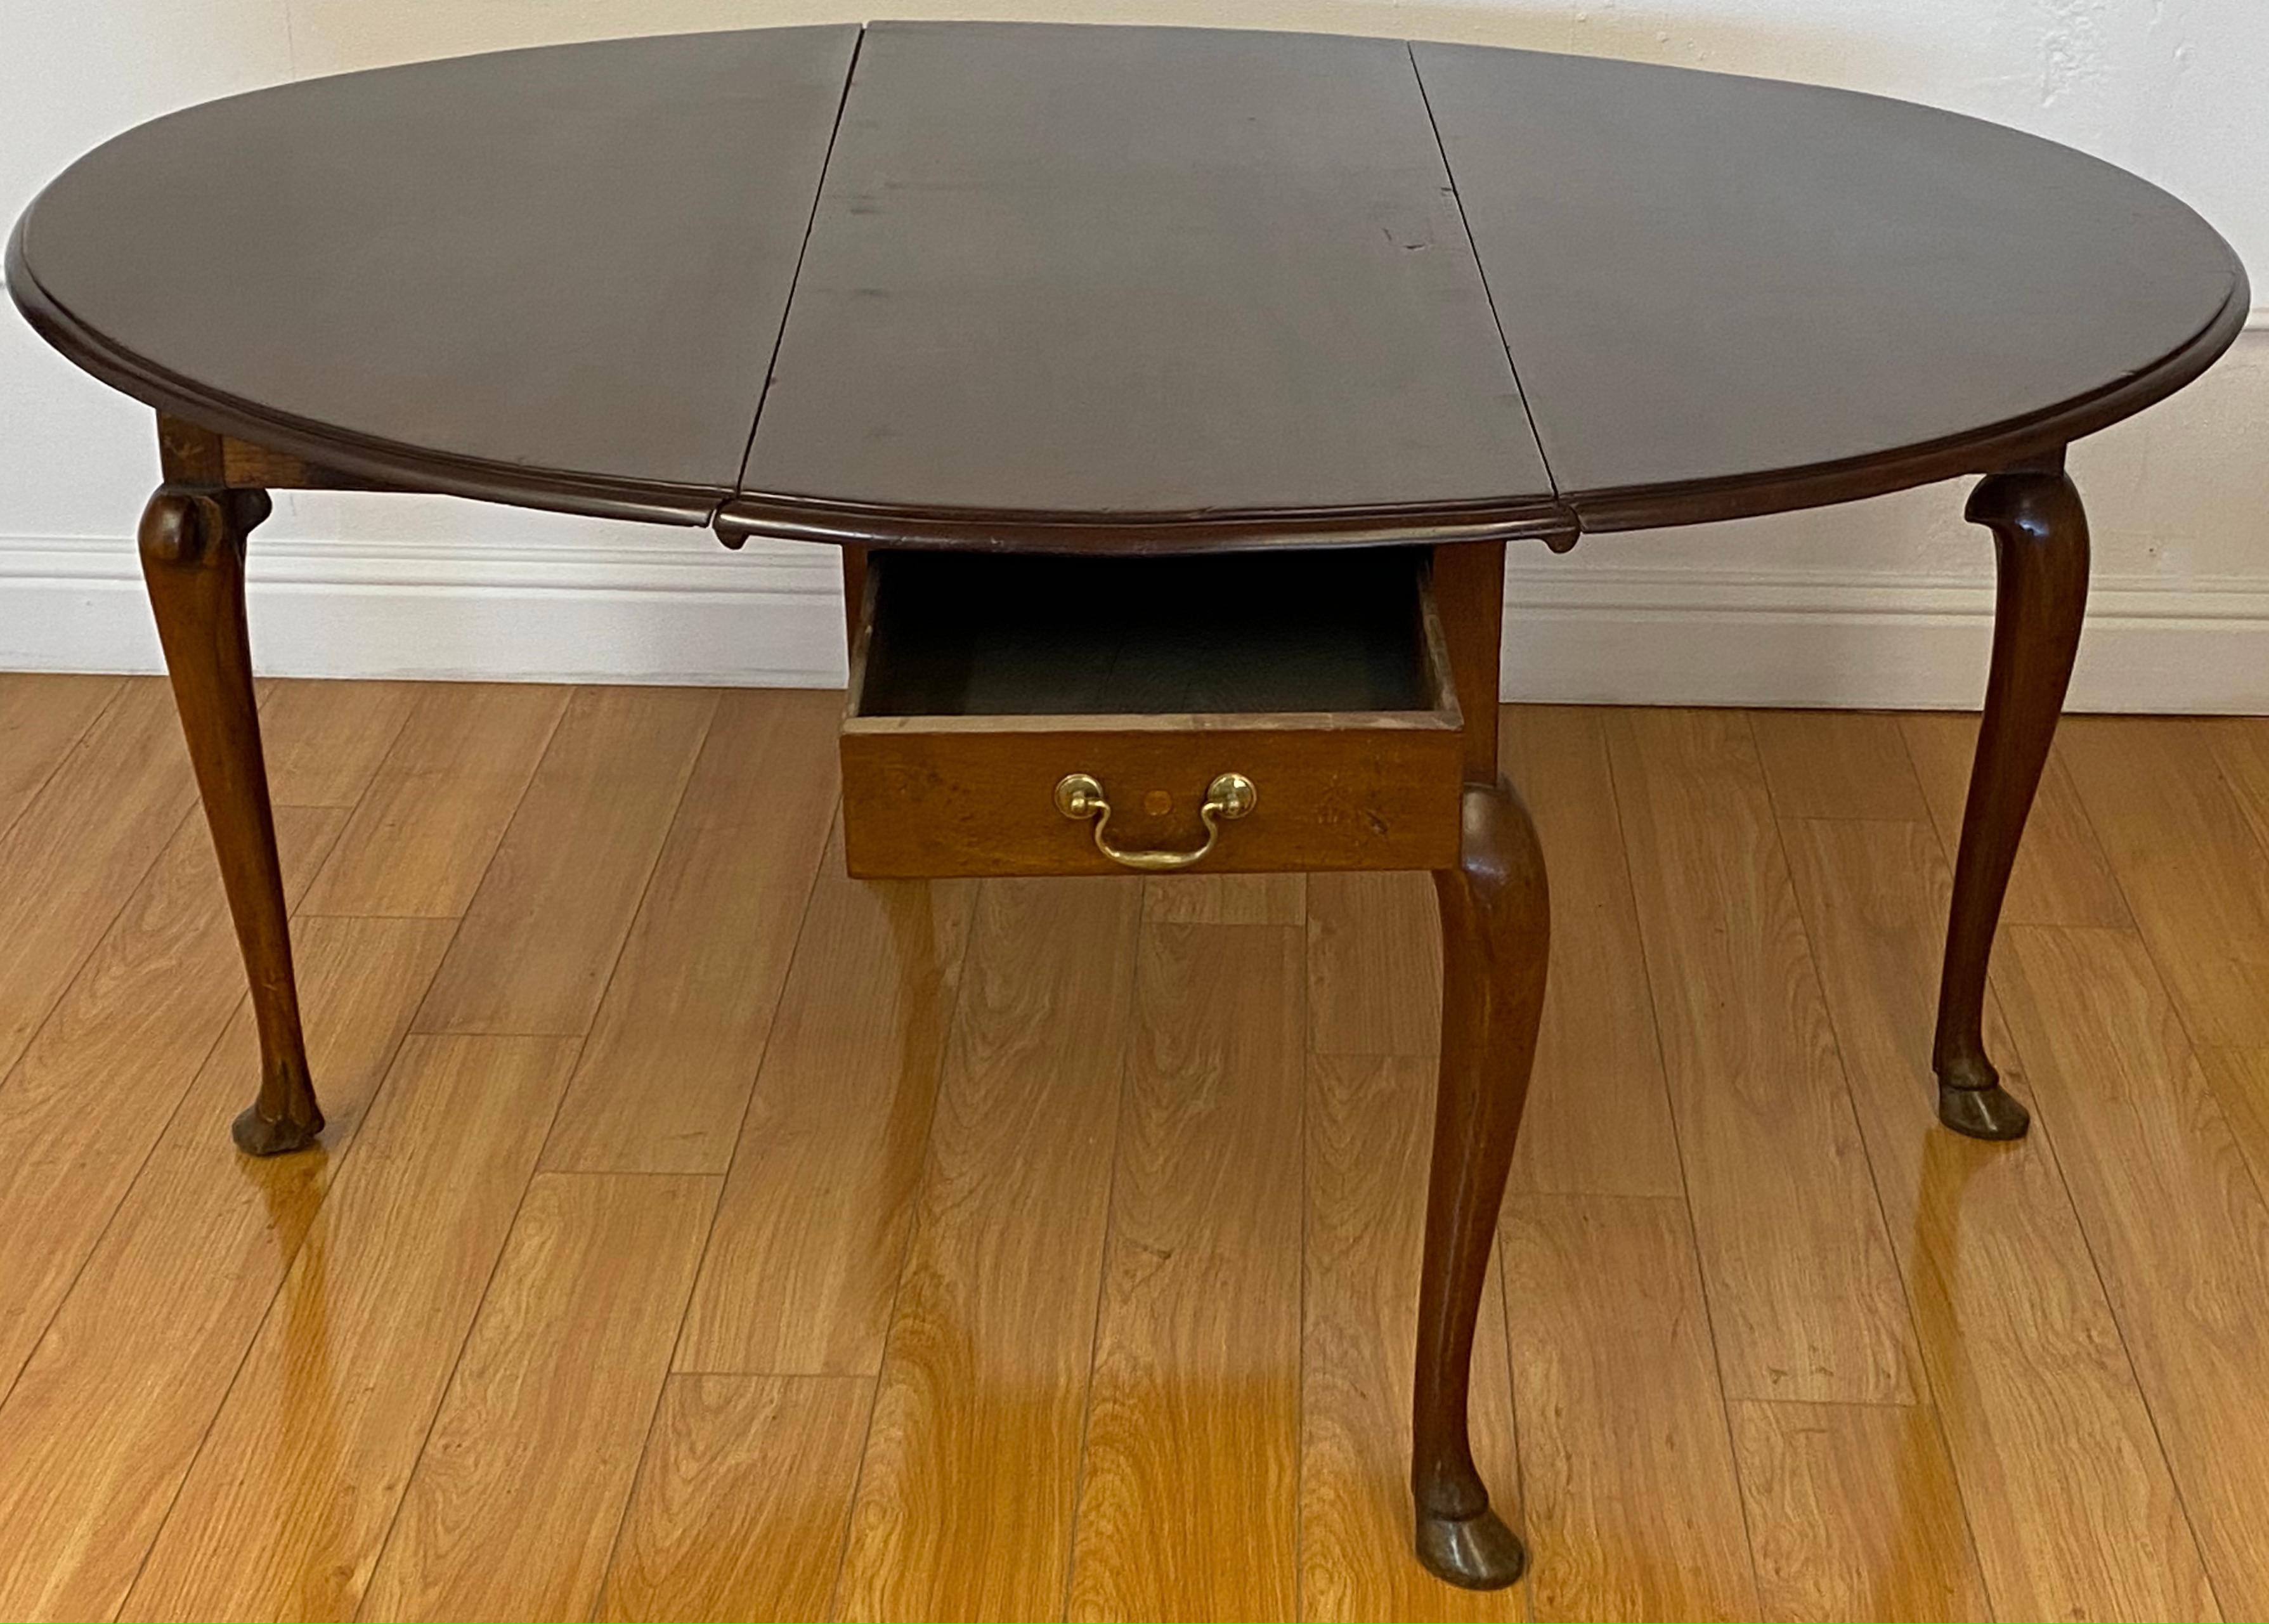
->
xmin=4 ymin=532 xmax=2267 ymax=713
xmin=1496 ymin=559 xmax=2269 ymax=713
xmin=0 ymin=531 xmax=848 ymax=689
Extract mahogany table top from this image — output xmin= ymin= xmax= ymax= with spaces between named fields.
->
xmin=8 ymin=20 xmax=2248 ymax=552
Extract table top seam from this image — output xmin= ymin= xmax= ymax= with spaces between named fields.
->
xmin=718 ymin=23 xmax=868 ymax=534
xmin=1406 ymin=39 xmax=1564 ymax=509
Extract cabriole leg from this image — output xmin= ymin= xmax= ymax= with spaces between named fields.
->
xmin=139 ymin=486 xmax=321 ymax=1155
xmin=1412 ymin=778 xmax=1549 ymax=1588
xmin=1932 ymin=462 xmax=2090 ymax=1140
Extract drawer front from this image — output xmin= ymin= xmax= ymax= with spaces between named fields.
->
xmin=841 ymin=715 xmax=1463 ymax=878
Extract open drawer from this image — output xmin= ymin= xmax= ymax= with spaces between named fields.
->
xmin=840 ymin=548 xmax=1466 ymax=878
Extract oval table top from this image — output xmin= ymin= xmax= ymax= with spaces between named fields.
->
xmin=8 ymin=20 xmax=2249 ymax=552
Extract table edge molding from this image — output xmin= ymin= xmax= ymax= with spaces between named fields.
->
xmin=7 ymin=41 xmax=2250 ymax=548
xmin=1562 ymin=273 xmax=2253 ymax=533
xmin=710 ymin=490 xmax=1581 ymax=554
xmin=6 ymin=216 xmax=725 ymax=529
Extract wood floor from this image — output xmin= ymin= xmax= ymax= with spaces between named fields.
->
xmin=2 ymin=674 xmax=2267 ymax=1621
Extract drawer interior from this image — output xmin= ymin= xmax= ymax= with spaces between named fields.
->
xmin=851 ymin=547 xmax=1446 ymax=719
xmin=838 ymin=545 xmax=1466 ymax=876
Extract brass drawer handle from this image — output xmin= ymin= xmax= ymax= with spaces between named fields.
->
xmin=1053 ymin=772 xmax=1256 ymax=871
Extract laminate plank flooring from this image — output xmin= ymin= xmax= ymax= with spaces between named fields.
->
xmin=599 ymin=1375 xmax=874 ymax=1623
xmin=672 ymin=827 xmax=977 ymax=1378
xmin=119 ymin=1034 xmax=581 ymax=1623
xmin=1302 ymin=1055 xmax=1523 ymax=1623
xmin=0 ymin=672 xmax=120 ymax=841
xmin=0 ymin=680 xmax=198 ymax=1077
xmin=1604 ymin=708 xmax=1920 ymax=1405
xmin=1145 ymin=872 xmax=1306 ymax=926
xmin=251 ymin=677 xmax=420 ymax=810
xmin=1899 ymin=712 xmax=2132 ymax=930
xmin=1499 ymin=706 xmax=1683 ymax=1198
xmin=1729 ymin=1399 xmax=1987 ymax=1621
xmin=358 ymin=1172 xmax=717 ymax=1621
xmin=2058 ymin=715 xmax=2269 ymax=1046
xmin=540 ymin=689 xmax=838 ymax=1174
xmin=1781 ymin=815 xmax=2216 ymax=1619
xmin=411 ymin=685 xmax=715 ymax=1034
xmin=0 ymin=802 xmax=341 ymax=1394
xmin=2197 ymin=1044 xmax=2269 ymax=1217
xmin=299 ymin=681 xmax=567 ymax=919
xmin=0 ymin=916 xmax=452 ymax=1622
xmin=1752 ymin=708 xmax=1932 ymax=823
xmin=1065 ymin=918 xmax=1305 ymax=1620
xmin=1 ymin=680 xmax=2263 ymax=1620
xmin=1307 ymin=869 xmax=1440 ymax=1057
xmin=1499 ymin=1192 xmax=1757 ymax=1621
xmin=1994 ymin=925 xmax=2269 ymax=1618
xmin=834 ymin=876 xmax=1140 ymax=1621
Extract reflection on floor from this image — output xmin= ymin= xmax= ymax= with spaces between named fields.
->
xmin=0 ymin=674 xmax=2265 ymax=1620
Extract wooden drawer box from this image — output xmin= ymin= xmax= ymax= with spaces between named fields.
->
xmin=840 ymin=548 xmax=1466 ymax=878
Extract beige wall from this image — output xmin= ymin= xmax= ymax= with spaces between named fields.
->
xmin=3 ymin=0 xmax=2263 ymax=706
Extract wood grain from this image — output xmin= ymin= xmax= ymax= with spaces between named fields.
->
xmin=136 ymin=487 xmax=326 ymax=1155
xmin=20 ymin=27 xmax=865 ymax=518
xmin=1751 ymin=709 xmax=1930 ymax=822
xmin=836 ymin=876 xmax=1140 ymax=1621
xmin=252 ymin=678 xmax=419 ymax=808
xmin=360 ymin=1172 xmax=717 ymax=1621
xmin=1143 ymin=873 xmax=1306 ymax=925
xmin=1067 ymin=922 xmax=1304 ymax=1620
xmin=2058 ymin=716 xmax=2269 ymax=1046
xmin=1307 ymin=871 xmax=1441 ymax=1056
xmin=542 ymin=689 xmax=838 ymax=1173
xmin=0 ymin=801 xmax=341 ymax=1394
xmin=1996 ymin=923 xmax=2269 ymax=1618
xmin=4 ymin=693 xmax=2265 ymax=1620
xmin=121 ymin=1034 xmax=580 ymax=1622
xmin=1303 ymin=1055 xmax=1523 ymax=1622
xmin=219 ymin=434 xmax=388 ymax=492
xmin=0 ymin=680 xmax=194 ymax=1077
xmin=0 ymin=673 xmax=120 ymax=841
xmin=1500 ymin=705 xmax=1682 ymax=1197
xmin=1781 ymin=815 xmax=2216 ymax=1620
xmin=1500 ymin=1193 xmax=1757 ymax=1622
xmin=2197 ymin=1044 xmax=2269 ymax=1222
xmin=601 ymin=1375 xmax=875 ymax=1623
xmin=1605 ymin=708 xmax=1920 ymax=1403
xmin=1899 ymin=713 xmax=2131 ymax=928
xmin=841 ymin=715 xmax=1462 ymax=879
xmin=1729 ymin=1399 xmax=1987 ymax=1622
xmin=743 ymin=23 xmax=1551 ymax=524
xmin=1434 ymin=542 xmax=1509 ymax=784
xmin=301 ymin=681 xmax=568 ymax=918
xmin=22 ymin=27 xmax=2240 ymax=546
xmin=673 ymin=848 xmax=976 ymax=1376
xmin=1412 ymin=37 xmax=2243 ymax=526
xmin=413 ymin=685 xmax=716 ymax=1034
xmin=2209 ymin=715 xmax=2269 ymax=865
xmin=0 ymin=915 xmax=453 ymax=1622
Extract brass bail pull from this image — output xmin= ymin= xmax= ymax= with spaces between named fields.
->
xmin=1053 ymin=772 xmax=1256 ymax=871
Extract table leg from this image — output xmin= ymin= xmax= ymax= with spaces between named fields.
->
xmin=139 ymin=485 xmax=322 ymax=1155
xmin=1932 ymin=462 xmax=2090 ymax=1140
xmin=1413 ymin=777 xmax=1549 ymax=1588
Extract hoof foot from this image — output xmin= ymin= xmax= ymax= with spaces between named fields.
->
xmin=233 ymin=1105 xmax=323 ymax=1157
xmin=1415 ymin=1505 xmax=1526 ymax=1590
xmin=1937 ymin=1081 xmax=2029 ymax=1140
